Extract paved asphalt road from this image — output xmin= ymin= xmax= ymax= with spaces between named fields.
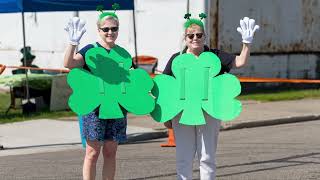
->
xmin=1 ymin=120 xmax=320 ymax=180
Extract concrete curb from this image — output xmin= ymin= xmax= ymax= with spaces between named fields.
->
xmin=124 ymin=131 xmax=168 ymax=144
xmin=221 ymin=115 xmax=320 ymax=131
xmin=1 ymin=115 xmax=319 ymax=150
xmin=125 ymin=115 xmax=320 ymax=144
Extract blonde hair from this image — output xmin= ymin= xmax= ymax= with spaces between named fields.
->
xmin=96 ymin=16 xmax=119 ymax=28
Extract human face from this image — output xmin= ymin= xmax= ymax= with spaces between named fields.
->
xmin=98 ymin=18 xmax=119 ymax=44
xmin=185 ymin=25 xmax=205 ymax=50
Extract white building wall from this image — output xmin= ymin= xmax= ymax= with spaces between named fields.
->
xmin=0 ymin=0 xmax=318 ymax=82
xmin=0 ymin=0 xmax=206 ymax=75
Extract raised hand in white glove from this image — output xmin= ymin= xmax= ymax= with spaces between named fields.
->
xmin=237 ymin=17 xmax=260 ymax=44
xmin=64 ymin=17 xmax=86 ymax=46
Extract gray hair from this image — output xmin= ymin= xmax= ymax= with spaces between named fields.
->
xmin=180 ymin=25 xmax=207 ymax=54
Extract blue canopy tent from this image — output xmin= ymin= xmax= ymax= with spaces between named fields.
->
xmin=0 ymin=0 xmax=134 ymax=12
xmin=0 ymin=0 xmax=138 ymax=111
xmin=0 ymin=0 xmax=137 ymax=148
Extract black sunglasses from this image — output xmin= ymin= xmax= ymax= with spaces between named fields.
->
xmin=99 ymin=27 xmax=119 ymax=33
xmin=186 ymin=33 xmax=204 ymax=39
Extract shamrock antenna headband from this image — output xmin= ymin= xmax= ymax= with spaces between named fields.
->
xmin=184 ymin=13 xmax=207 ymax=29
xmin=97 ymin=3 xmax=120 ymax=21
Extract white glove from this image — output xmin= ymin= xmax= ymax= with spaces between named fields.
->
xmin=64 ymin=17 xmax=86 ymax=46
xmin=237 ymin=17 xmax=260 ymax=44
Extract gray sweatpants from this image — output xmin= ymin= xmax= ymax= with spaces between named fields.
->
xmin=172 ymin=113 xmax=221 ymax=180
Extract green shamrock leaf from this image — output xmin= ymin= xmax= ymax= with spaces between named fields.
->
xmin=199 ymin=13 xmax=207 ymax=20
xmin=151 ymin=52 xmax=242 ymax=125
xmin=184 ymin=13 xmax=191 ymax=19
xmin=67 ymin=45 xmax=155 ymax=119
xmin=96 ymin=5 xmax=104 ymax=13
xmin=112 ymin=3 xmax=120 ymax=11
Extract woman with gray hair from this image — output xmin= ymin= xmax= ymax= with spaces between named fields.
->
xmin=162 ymin=14 xmax=259 ymax=180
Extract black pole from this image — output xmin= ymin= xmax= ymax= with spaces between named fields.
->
xmin=205 ymin=0 xmax=210 ymax=46
xmin=132 ymin=0 xmax=138 ymax=67
xmin=187 ymin=0 xmax=190 ymax=13
xmin=21 ymin=12 xmax=30 ymax=101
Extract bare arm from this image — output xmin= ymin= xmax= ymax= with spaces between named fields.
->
xmin=234 ymin=43 xmax=250 ymax=68
xmin=234 ymin=17 xmax=260 ymax=68
xmin=63 ymin=44 xmax=84 ymax=69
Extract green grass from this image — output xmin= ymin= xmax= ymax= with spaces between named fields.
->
xmin=0 ymin=91 xmax=76 ymax=124
xmin=0 ymin=89 xmax=320 ymax=124
xmin=238 ymin=89 xmax=320 ymax=102
xmin=0 ymin=110 xmax=76 ymax=124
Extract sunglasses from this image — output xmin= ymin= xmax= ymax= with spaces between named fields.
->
xmin=186 ymin=33 xmax=204 ymax=39
xmin=99 ymin=27 xmax=119 ymax=33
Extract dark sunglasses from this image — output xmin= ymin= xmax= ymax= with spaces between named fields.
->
xmin=99 ymin=26 xmax=119 ymax=32
xmin=186 ymin=33 xmax=204 ymax=39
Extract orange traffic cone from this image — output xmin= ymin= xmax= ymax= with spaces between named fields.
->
xmin=161 ymin=128 xmax=176 ymax=147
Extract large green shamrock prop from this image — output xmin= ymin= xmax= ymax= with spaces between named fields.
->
xmin=68 ymin=45 xmax=155 ymax=119
xmin=151 ymin=52 xmax=241 ymax=125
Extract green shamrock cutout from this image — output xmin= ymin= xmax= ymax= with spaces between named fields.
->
xmin=151 ymin=52 xmax=242 ymax=125
xmin=68 ymin=46 xmax=155 ymax=119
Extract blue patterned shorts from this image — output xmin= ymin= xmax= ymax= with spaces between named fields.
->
xmin=82 ymin=112 xmax=127 ymax=143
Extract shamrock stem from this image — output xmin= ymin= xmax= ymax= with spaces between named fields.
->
xmin=99 ymin=78 xmax=105 ymax=95
xmin=202 ymin=67 xmax=210 ymax=101
xmin=180 ymin=68 xmax=186 ymax=100
xmin=119 ymin=62 xmax=126 ymax=94
xmin=121 ymin=82 xmax=126 ymax=94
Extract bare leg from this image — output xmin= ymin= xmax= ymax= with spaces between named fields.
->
xmin=83 ymin=140 xmax=101 ymax=180
xmin=102 ymin=140 xmax=118 ymax=180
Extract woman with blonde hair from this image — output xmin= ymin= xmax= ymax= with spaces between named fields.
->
xmin=64 ymin=5 xmax=130 ymax=180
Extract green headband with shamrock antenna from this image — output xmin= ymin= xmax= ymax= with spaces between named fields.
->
xmin=184 ymin=13 xmax=207 ymax=29
xmin=97 ymin=3 xmax=119 ymax=21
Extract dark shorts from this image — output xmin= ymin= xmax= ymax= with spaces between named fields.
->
xmin=82 ymin=112 xmax=127 ymax=143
